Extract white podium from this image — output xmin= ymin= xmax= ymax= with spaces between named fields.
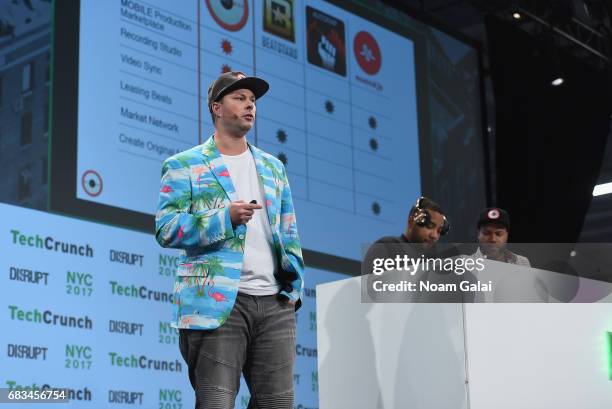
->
xmin=316 ymin=262 xmax=612 ymax=409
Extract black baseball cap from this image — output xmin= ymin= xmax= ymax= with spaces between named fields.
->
xmin=207 ymin=71 xmax=269 ymax=112
xmin=477 ymin=207 xmax=510 ymax=230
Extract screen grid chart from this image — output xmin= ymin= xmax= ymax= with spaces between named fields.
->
xmin=77 ymin=0 xmax=421 ymax=260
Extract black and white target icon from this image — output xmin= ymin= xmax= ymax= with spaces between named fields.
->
xmin=81 ymin=170 xmax=103 ymax=197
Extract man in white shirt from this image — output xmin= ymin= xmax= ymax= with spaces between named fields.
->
xmin=472 ymin=207 xmax=530 ymax=267
xmin=156 ymin=71 xmax=304 ymax=409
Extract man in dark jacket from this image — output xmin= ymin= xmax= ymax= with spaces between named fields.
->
xmin=361 ymin=197 xmax=472 ymax=302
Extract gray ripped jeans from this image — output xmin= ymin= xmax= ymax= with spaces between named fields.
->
xmin=179 ymin=293 xmax=296 ymax=409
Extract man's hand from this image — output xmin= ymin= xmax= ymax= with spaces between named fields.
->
xmin=277 ymin=294 xmax=296 ymax=306
xmin=230 ymin=200 xmax=263 ymax=226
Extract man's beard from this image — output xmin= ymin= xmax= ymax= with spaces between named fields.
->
xmin=481 ymin=243 xmax=506 ymax=258
xmin=226 ymin=121 xmax=252 ymax=135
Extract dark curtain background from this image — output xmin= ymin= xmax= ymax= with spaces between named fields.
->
xmin=486 ymin=15 xmax=612 ymax=243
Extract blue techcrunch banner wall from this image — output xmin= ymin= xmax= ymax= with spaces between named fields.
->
xmin=1 ymin=0 xmax=485 ymax=407
xmin=1 ymin=203 xmax=344 ymax=408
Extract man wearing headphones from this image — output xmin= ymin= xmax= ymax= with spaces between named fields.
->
xmin=362 ymin=197 xmax=463 ymax=302
xmin=375 ymin=196 xmax=450 ymax=250
xmin=361 ymin=197 xmax=451 ymax=277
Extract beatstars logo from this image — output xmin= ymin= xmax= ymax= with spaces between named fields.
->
xmin=264 ymin=0 xmax=294 ymax=42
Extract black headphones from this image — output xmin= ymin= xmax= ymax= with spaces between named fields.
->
xmin=412 ymin=196 xmax=450 ymax=236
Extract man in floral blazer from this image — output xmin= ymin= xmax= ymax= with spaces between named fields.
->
xmin=155 ymin=71 xmax=304 ymax=409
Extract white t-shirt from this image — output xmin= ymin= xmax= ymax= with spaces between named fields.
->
xmin=221 ymin=149 xmax=279 ymax=295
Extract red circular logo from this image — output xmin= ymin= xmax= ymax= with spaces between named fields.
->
xmin=206 ymin=0 xmax=249 ymax=32
xmin=354 ymin=31 xmax=381 ymax=75
xmin=81 ymin=170 xmax=103 ymax=197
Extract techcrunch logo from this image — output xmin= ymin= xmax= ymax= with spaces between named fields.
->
xmin=296 ymin=344 xmax=317 ymax=358
xmin=109 ymin=281 xmax=173 ymax=303
xmin=8 ymin=305 xmax=93 ymax=329
xmin=10 ymin=229 xmax=94 ymax=257
xmin=108 ymin=352 xmax=182 ymax=372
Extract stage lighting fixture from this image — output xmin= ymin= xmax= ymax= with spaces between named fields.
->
xmin=593 ymin=182 xmax=612 ymax=196
xmin=551 ymin=77 xmax=565 ymax=86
